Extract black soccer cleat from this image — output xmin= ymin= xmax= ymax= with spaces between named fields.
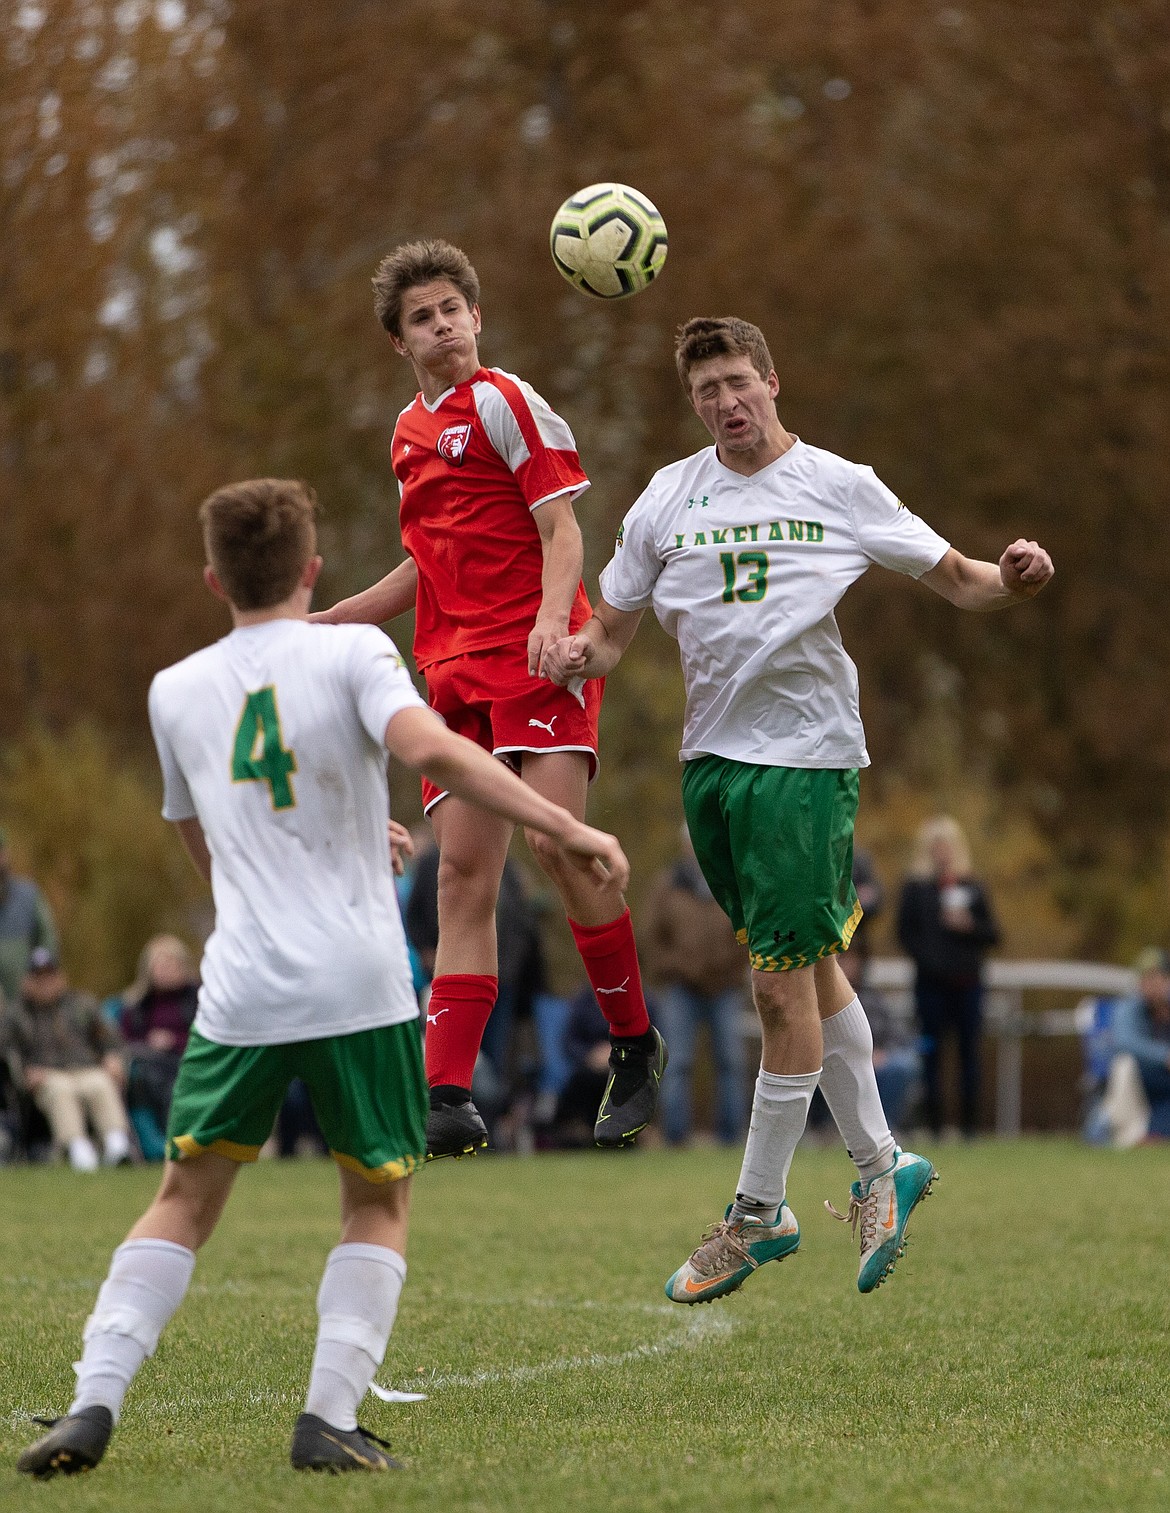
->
xmin=594 ymin=1027 xmax=668 ymax=1147
xmin=425 ymin=1095 xmax=488 ymax=1160
xmin=17 ymin=1406 xmax=113 ymax=1478
xmin=290 ymin=1412 xmax=403 ymax=1472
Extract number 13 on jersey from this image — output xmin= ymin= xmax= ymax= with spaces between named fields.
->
xmin=720 ymin=550 xmax=769 ymax=603
xmin=231 ymin=687 xmax=297 ymax=810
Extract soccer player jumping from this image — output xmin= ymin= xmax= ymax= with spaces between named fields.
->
xmin=314 ymin=240 xmax=664 ymax=1158
xmin=545 ymin=318 xmax=1054 ymax=1303
xmin=17 ymin=480 xmax=629 ymax=1478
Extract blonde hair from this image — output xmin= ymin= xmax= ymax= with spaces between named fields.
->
xmin=123 ymin=934 xmax=198 ymax=1007
xmin=909 ymin=815 xmax=973 ymax=880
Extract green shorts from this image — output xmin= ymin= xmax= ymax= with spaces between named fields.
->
xmin=681 ymin=755 xmax=863 ymax=973
xmin=166 ymin=1021 xmax=427 ymax=1183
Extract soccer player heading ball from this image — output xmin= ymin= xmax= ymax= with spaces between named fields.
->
xmin=18 ymin=480 xmax=628 ymax=1477
xmin=314 ymin=240 xmax=665 ymax=1158
xmin=544 ymin=316 xmax=1054 ymax=1303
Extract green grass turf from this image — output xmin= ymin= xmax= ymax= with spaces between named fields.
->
xmin=1 ymin=1139 xmax=1168 ymax=1512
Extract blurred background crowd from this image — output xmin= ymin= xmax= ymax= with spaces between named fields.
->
xmin=4 ymin=813 xmax=1167 ymax=1169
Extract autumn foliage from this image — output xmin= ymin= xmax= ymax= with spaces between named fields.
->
xmin=2 ymin=1 xmax=1168 ymax=985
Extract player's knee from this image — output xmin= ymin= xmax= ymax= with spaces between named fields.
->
xmin=436 ymin=851 xmax=499 ymax=925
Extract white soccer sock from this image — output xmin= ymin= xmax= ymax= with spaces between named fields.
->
xmin=732 ymin=1068 xmax=821 ymax=1224
xmin=70 ymin=1239 xmax=196 ymax=1422
xmin=819 ymin=997 xmax=897 ymax=1186
xmin=304 ymin=1243 xmax=406 ymax=1432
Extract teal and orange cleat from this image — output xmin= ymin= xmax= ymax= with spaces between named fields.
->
xmin=826 ymin=1149 xmax=938 ymax=1293
xmin=665 ymin=1203 xmax=801 ymax=1305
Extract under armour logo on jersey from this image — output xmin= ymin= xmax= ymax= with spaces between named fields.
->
xmin=426 ymin=1007 xmax=449 ymax=1025
xmin=596 ymin=976 xmax=630 ymax=996
xmin=436 ymin=423 xmax=472 ymax=466
xmin=528 ymin=715 xmax=558 ymax=735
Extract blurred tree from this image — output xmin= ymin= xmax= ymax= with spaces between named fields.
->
xmin=2 ymin=0 xmax=1168 ymax=979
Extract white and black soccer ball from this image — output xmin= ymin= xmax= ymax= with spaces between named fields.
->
xmin=549 ymin=183 xmax=668 ymax=299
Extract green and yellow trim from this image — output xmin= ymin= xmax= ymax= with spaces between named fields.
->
xmin=330 ymin=1148 xmax=423 ymax=1185
xmin=170 ymin=1133 xmax=263 ymax=1164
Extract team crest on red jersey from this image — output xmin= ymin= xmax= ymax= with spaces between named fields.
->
xmin=436 ymin=423 xmax=473 ymax=466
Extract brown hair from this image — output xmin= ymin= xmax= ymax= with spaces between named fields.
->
xmin=199 ymin=479 xmax=318 ymax=610
xmin=372 ymin=239 xmax=480 ymax=336
xmin=674 ymin=317 xmax=775 ymax=390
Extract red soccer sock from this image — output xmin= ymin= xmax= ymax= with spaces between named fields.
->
xmin=423 ymin=973 xmax=498 ymax=1091
xmin=568 ymin=909 xmax=651 ymax=1038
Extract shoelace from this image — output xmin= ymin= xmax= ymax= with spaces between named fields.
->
xmin=690 ymin=1220 xmax=754 ymax=1277
xmin=354 ymin=1425 xmax=395 ymax=1452
xmin=824 ymin=1191 xmax=879 ymax=1254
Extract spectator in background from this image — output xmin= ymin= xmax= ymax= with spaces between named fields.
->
xmin=641 ymin=827 xmax=748 ymax=1146
xmin=897 ymin=816 xmax=1000 ymax=1138
xmin=1102 ymin=948 xmax=1170 ymax=1144
xmin=0 ymin=827 xmax=59 ymax=1007
xmin=549 ymin=984 xmax=614 ymax=1148
xmin=115 ymin=935 xmax=199 ymax=1158
xmin=6 ymin=947 xmax=132 ymax=1169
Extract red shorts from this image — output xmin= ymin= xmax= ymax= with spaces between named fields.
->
xmin=420 ymin=642 xmax=604 ymax=813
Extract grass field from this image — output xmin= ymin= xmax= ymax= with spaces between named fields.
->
xmin=2 ymin=1139 xmax=1168 ymax=1513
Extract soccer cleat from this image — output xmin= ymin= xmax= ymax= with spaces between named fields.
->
xmin=290 ymin=1412 xmax=402 ymax=1472
xmin=17 ymin=1406 xmax=113 ymax=1478
xmin=594 ymin=1026 xmax=668 ymax=1147
xmin=425 ymin=1096 xmax=488 ymax=1160
xmin=826 ymin=1148 xmax=937 ymax=1293
xmin=665 ymin=1203 xmax=801 ymax=1305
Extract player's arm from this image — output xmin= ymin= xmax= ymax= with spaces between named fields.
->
xmin=385 ymin=706 xmax=629 ymax=891
xmin=528 ymin=494 xmax=586 ymax=676
xmin=174 ymin=817 xmax=213 ymax=884
xmin=920 ymin=541 xmax=1053 ymax=611
xmin=311 ymin=557 xmax=419 ymax=626
xmin=543 ymin=599 xmax=644 ymax=685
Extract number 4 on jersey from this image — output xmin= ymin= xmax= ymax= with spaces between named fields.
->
xmin=231 ymin=687 xmax=297 ymax=810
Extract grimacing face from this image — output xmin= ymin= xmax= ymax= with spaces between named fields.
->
xmin=687 ymin=353 xmax=780 ymax=457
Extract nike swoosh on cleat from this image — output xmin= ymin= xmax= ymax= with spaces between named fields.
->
xmin=682 ymin=1273 xmax=735 ymax=1295
xmin=883 ymin=1193 xmax=896 ymax=1230
xmin=320 ymin=1431 xmax=378 ymax=1468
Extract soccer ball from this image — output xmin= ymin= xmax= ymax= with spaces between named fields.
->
xmin=549 ymin=183 xmax=668 ymax=300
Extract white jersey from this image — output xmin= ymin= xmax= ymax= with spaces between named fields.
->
xmin=600 ymin=439 xmax=949 ymax=768
xmin=148 ymin=620 xmax=428 ymax=1046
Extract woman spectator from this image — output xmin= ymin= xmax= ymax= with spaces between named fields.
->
xmin=897 ymin=816 xmax=1000 ymax=1138
xmin=116 ymin=935 xmax=199 ymax=1157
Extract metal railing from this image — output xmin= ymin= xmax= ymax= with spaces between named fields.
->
xmin=742 ymin=958 xmax=1137 ymax=1135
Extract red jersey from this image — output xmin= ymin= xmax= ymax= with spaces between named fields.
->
xmin=392 ymin=367 xmax=593 ymax=670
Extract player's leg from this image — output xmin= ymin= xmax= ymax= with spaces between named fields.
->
xmin=17 ymin=1032 xmax=290 ymax=1478
xmin=665 ymin=759 xmax=820 ymax=1304
xmin=291 ymin=1022 xmax=425 ymax=1474
xmin=665 ymin=962 xmax=813 ymax=1304
xmin=17 ymin=1152 xmax=239 ymax=1478
xmin=816 ymin=955 xmax=937 ymax=1292
xmin=424 ymin=794 xmax=512 ymax=1156
xmin=519 ymin=749 xmax=663 ymax=1147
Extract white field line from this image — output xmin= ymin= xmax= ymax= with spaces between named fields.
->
xmin=7 ymin=1296 xmax=733 ymax=1428
xmin=391 ymin=1307 xmax=732 ymax=1394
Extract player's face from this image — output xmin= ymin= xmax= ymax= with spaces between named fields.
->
xmin=688 ymin=354 xmax=782 ymax=461
xmin=392 ymin=279 xmax=481 ymax=390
